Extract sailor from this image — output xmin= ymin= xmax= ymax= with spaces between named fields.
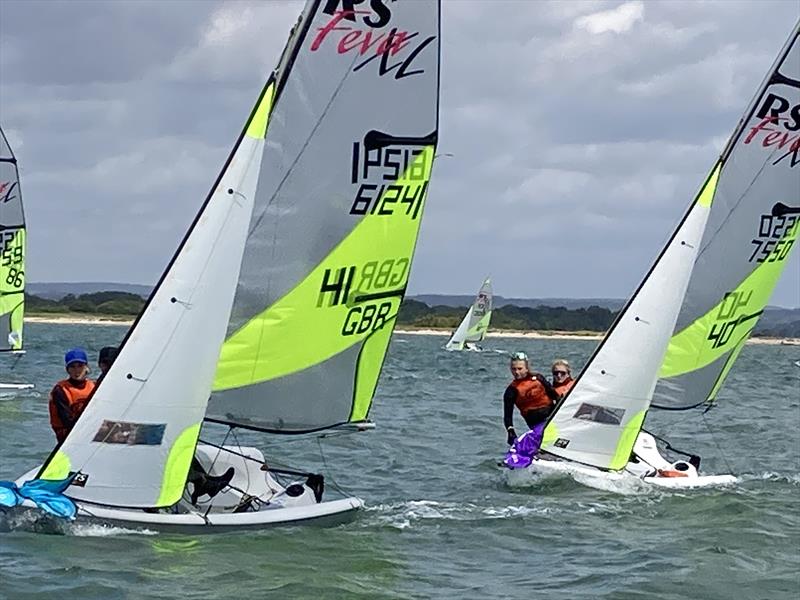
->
xmin=97 ymin=346 xmax=119 ymax=378
xmin=503 ymin=352 xmax=560 ymax=445
xmin=48 ymin=348 xmax=96 ymax=443
xmin=551 ymin=359 xmax=575 ymax=397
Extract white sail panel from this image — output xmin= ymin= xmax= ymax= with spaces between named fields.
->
xmin=446 ymin=277 xmax=492 ymax=350
xmin=654 ymin=23 xmax=800 ymax=410
xmin=208 ymin=0 xmax=441 ymax=432
xmin=0 ymin=126 xmax=26 ymax=351
xmin=37 ymin=90 xmax=272 ymax=506
xmin=541 ymin=169 xmax=717 ymax=470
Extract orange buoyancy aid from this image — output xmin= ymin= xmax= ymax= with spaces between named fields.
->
xmin=509 ymin=376 xmax=554 ymax=414
xmin=553 ymin=377 xmax=575 ymax=397
xmin=49 ymin=378 xmax=96 ymax=442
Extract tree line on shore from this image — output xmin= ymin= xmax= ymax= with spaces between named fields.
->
xmin=24 ymin=292 xmax=799 ymax=337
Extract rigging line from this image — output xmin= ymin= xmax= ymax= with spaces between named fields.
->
xmin=641 ymin=428 xmax=700 ymax=460
xmin=695 ymin=151 xmax=772 ymax=262
xmin=229 ymin=427 xmax=268 ymax=496
xmin=202 ymin=427 xmax=233 ymax=519
xmin=197 ymin=437 xmax=317 ymax=478
xmin=316 ymin=436 xmax=349 ymax=498
xmin=701 ymin=411 xmax=737 ymax=476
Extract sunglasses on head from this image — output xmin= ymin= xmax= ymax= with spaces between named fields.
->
xmin=552 ymin=370 xmax=568 ymax=376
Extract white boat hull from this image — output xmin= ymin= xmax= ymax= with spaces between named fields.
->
xmin=13 ymin=445 xmax=364 ymax=531
xmin=506 ymin=458 xmax=738 ymax=490
xmin=505 ymin=431 xmax=737 ymax=491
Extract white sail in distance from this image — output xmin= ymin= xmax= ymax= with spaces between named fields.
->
xmin=445 ymin=277 xmax=492 ymax=350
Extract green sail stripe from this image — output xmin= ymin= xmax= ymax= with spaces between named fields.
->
xmin=0 ymin=228 xmax=25 ymax=349
xmin=696 ymin=161 xmax=721 ymax=208
xmin=707 ymin=331 xmax=750 ymax=402
xmin=213 ymin=146 xmax=434 ymax=391
xmin=660 ymin=219 xmax=799 ymax=379
xmin=350 ymin=315 xmax=396 ymax=421
xmin=39 ymin=450 xmax=71 ymax=480
xmin=157 ymin=423 xmax=201 ymax=507
xmin=610 ymin=410 xmax=646 ymax=471
xmin=466 ymin=311 xmax=491 ymax=339
xmin=245 ymin=81 xmax=274 ymax=140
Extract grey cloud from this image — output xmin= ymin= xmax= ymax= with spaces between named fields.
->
xmin=0 ymin=0 xmax=797 ymax=307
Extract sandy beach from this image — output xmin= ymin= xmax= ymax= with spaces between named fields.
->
xmin=23 ymin=317 xmax=799 ymax=346
xmin=25 ymin=315 xmax=135 ymax=326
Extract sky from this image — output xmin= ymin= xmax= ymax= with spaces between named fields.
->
xmin=1 ymin=0 xmax=798 ymax=307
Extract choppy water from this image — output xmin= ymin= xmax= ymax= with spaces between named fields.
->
xmin=1 ymin=323 xmax=799 ymax=599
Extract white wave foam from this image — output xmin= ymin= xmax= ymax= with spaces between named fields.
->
xmin=366 ymin=499 xmax=551 ymax=529
xmin=744 ymin=472 xmax=800 ymax=485
xmin=69 ymin=523 xmax=158 ymax=537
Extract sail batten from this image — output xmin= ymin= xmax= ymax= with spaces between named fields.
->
xmin=653 ymin=22 xmax=800 ymax=410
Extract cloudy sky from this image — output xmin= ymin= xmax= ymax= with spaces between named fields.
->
xmin=1 ymin=0 xmax=798 ymax=306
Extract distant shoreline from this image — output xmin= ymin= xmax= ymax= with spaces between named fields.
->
xmin=393 ymin=327 xmax=798 ymax=345
xmin=22 ymin=316 xmax=799 ymax=346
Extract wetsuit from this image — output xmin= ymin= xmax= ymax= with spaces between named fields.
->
xmin=503 ymin=373 xmax=560 ymax=430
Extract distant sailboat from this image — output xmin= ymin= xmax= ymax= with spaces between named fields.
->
xmin=0 ymin=125 xmax=33 ymax=391
xmin=5 ymin=0 xmax=441 ymax=526
xmin=445 ymin=277 xmax=492 ymax=351
xmin=507 ymin=21 xmax=799 ymax=489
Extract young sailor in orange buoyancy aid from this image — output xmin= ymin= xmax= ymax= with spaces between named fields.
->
xmin=49 ymin=348 xmax=96 ymax=444
xmin=503 ymin=352 xmax=560 ymax=445
xmin=551 ymin=359 xmax=575 ymax=398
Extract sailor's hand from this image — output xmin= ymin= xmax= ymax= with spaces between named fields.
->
xmin=506 ymin=427 xmax=517 ymax=446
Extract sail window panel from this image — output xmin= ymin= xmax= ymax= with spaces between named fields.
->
xmin=92 ymin=421 xmax=166 ymax=446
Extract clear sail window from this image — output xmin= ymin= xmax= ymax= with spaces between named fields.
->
xmin=93 ymin=420 xmax=166 ymax=445
xmin=572 ymin=403 xmax=625 ymax=426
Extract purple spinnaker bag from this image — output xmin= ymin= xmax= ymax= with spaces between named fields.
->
xmin=504 ymin=422 xmax=545 ymax=469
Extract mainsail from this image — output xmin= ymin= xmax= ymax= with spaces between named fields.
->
xmin=654 ymin=22 xmax=800 ymax=410
xmin=207 ymin=0 xmax=441 ymax=433
xmin=445 ymin=277 xmax=492 ymax=350
xmin=0 ymin=126 xmax=26 ymax=352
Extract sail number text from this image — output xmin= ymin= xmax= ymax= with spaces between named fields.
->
xmin=749 ymin=213 xmax=797 ymax=263
xmin=350 ymin=142 xmax=430 ymax=219
xmin=317 ymin=259 xmax=408 ymax=336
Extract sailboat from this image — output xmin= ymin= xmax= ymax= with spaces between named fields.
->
xmin=5 ymin=0 xmax=441 ymax=527
xmin=445 ymin=277 xmax=492 ymax=351
xmin=506 ymin=22 xmax=799 ymax=489
xmin=0 ymin=125 xmax=33 ymax=391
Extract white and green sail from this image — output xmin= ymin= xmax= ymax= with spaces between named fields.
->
xmin=541 ymin=22 xmax=800 ymax=470
xmin=445 ymin=277 xmax=492 ymax=350
xmin=0 ymin=126 xmax=26 ymax=352
xmin=207 ymin=0 xmax=441 ymax=433
xmin=653 ymin=22 xmax=800 ymax=411
xmin=539 ymin=171 xmax=715 ymax=470
xmin=36 ymin=86 xmax=270 ymax=506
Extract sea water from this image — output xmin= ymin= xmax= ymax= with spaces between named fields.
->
xmin=1 ymin=323 xmax=798 ymax=599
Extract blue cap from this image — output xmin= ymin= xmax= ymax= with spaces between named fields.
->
xmin=65 ymin=348 xmax=89 ymax=366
